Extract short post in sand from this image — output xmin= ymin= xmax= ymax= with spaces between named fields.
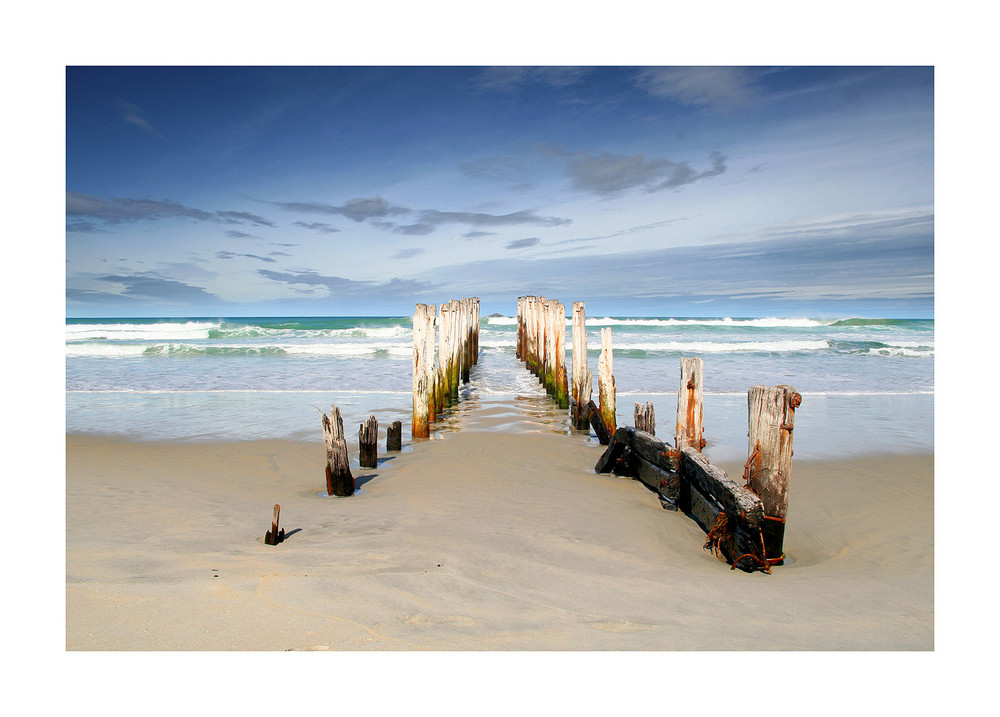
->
xmin=322 ymin=404 xmax=355 ymax=497
xmin=387 ymin=420 xmax=402 ymax=452
xmin=412 ymin=303 xmax=434 ymax=438
xmin=635 ymin=401 xmax=655 ymax=435
xmin=747 ymin=385 xmax=802 ymax=563
xmin=359 ymin=414 xmax=378 ymax=468
xmin=598 ymin=327 xmax=616 ymax=434
xmin=264 ymin=504 xmax=284 ymax=545
xmin=676 ymin=357 xmax=705 ymax=452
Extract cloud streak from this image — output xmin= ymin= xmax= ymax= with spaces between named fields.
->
xmin=66 ymin=192 xmax=276 ymax=230
xmin=546 ymin=147 xmax=726 ymax=196
xmin=258 ymin=269 xmax=438 ymax=299
xmin=634 ymin=67 xmax=760 ymax=109
xmin=267 ymin=195 xmax=571 ymax=234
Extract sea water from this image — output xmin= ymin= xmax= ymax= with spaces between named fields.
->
xmin=65 ymin=315 xmax=934 ymax=461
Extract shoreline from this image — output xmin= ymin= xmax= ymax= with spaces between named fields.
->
xmin=66 ymin=420 xmax=933 ymax=651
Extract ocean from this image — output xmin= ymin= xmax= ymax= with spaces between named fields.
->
xmin=65 ymin=314 xmax=934 ymax=462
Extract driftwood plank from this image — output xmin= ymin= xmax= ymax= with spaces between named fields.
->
xmin=680 ymin=447 xmax=763 ymax=528
xmin=629 ymin=454 xmax=680 ymax=509
xmin=588 ymin=399 xmax=612 ymax=445
xmin=630 ymin=428 xmax=682 ymax=472
xmin=594 ymin=426 xmax=632 ymax=473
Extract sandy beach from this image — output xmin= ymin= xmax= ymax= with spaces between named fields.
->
xmin=66 ymin=398 xmax=933 ymax=651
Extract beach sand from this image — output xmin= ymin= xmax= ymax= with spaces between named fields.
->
xmin=66 ymin=400 xmax=933 ymax=651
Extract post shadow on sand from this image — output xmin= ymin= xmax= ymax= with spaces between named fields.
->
xmin=261 ymin=527 xmax=302 ymax=545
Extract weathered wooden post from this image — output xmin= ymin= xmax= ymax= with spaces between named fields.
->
xmin=543 ymin=299 xmax=558 ymax=398
xmin=359 ymin=414 xmax=378 ymax=468
xmin=747 ymin=385 xmax=801 ymax=563
xmin=577 ymin=368 xmax=593 ymax=430
xmin=448 ymin=300 xmax=460 ymax=403
xmin=460 ymin=297 xmax=472 ymax=384
xmin=598 ymin=327 xmax=616 ymax=434
xmin=553 ymin=301 xmax=569 ymax=409
xmin=322 ymin=404 xmax=354 ymax=496
xmin=387 ymin=420 xmax=402 ymax=451
xmin=412 ymin=304 xmax=434 ymax=438
xmin=437 ymin=302 xmax=451 ymax=409
xmin=572 ymin=302 xmax=591 ymax=429
xmin=472 ymin=297 xmax=480 ymax=365
xmin=516 ymin=296 xmax=525 ymax=361
xmin=264 ymin=504 xmax=284 ymax=545
xmin=635 ymin=402 xmax=655 ymax=435
xmin=588 ymin=399 xmax=611 ymax=445
xmin=676 ymin=357 xmax=705 ymax=451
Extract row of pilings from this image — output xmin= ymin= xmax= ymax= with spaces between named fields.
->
xmin=516 ymin=296 xmax=616 ymax=432
xmin=411 ymin=297 xmax=480 ymax=438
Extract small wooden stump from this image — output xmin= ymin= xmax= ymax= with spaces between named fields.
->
xmin=359 ymin=414 xmax=378 ymax=468
xmin=634 ymin=401 xmax=655 ymax=435
xmin=387 ymin=420 xmax=402 ymax=451
xmin=747 ymin=385 xmax=801 ymax=563
xmin=676 ymin=357 xmax=705 ymax=452
xmin=322 ymin=404 xmax=354 ymax=497
xmin=264 ymin=504 xmax=284 ymax=545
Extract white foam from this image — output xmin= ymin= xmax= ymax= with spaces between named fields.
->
xmin=65 ymin=321 xmax=218 ymax=341
xmin=613 ymin=339 xmax=830 ymax=353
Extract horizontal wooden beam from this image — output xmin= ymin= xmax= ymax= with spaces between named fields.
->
xmin=680 ymin=447 xmax=763 ymax=529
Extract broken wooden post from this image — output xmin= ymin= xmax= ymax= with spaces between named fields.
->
xmin=387 ymin=420 xmax=402 ymax=452
xmin=359 ymin=414 xmax=378 ymax=468
xmin=412 ymin=303 xmax=434 ymax=438
xmin=747 ymin=385 xmax=802 ymax=563
xmin=588 ymin=399 xmax=611 ymax=445
xmin=676 ymin=357 xmax=705 ymax=452
xmin=264 ymin=503 xmax=284 ymax=545
xmin=635 ymin=401 xmax=655 ymax=435
xmin=598 ymin=327 xmax=616 ymax=434
xmin=322 ymin=405 xmax=354 ymax=496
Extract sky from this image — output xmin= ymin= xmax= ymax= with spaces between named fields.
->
xmin=65 ymin=65 xmax=934 ymax=318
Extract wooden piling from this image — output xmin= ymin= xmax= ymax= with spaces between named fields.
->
xmin=676 ymin=357 xmax=705 ymax=452
xmin=635 ymin=401 xmax=655 ymax=435
xmin=747 ymin=385 xmax=801 ymax=562
xmin=598 ymin=327 xmax=616 ymax=434
xmin=387 ymin=420 xmax=402 ymax=451
xmin=553 ymin=301 xmax=569 ymax=409
xmin=322 ymin=404 xmax=354 ymax=496
xmin=359 ymin=414 xmax=378 ymax=468
xmin=412 ymin=304 xmax=434 ymax=438
xmin=571 ymin=301 xmax=587 ymax=426
xmin=264 ymin=503 xmax=284 ymax=545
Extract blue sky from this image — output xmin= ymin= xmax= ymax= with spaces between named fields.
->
xmin=66 ymin=65 xmax=933 ymax=318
